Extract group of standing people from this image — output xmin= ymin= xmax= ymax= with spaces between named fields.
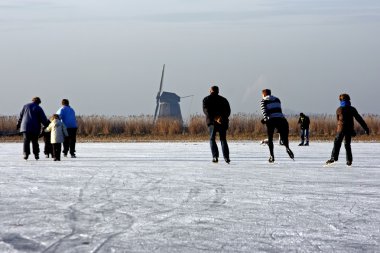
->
xmin=17 ymin=97 xmax=78 ymax=161
xmin=203 ymin=86 xmax=370 ymax=166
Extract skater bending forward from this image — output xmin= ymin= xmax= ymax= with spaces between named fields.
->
xmin=260 ymin=89 xmax=294 ymax=163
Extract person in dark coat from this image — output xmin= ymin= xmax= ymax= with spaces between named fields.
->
xmin=203 ymin=86 xmax=231 ymax=163
xmin=326 ymin=93 xmax=369 ymax=166
xmin=260 ymin=89 xmax=294 ymax=163
xmin=298 ymin=112 xmax=310 ymax=146
xmin=17 ymin=97 xmax=49 ymax=160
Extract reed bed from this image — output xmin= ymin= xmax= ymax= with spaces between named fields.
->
xmin=1 ymin=114 xmax=379 ymax=141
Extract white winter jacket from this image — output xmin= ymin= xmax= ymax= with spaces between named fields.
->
xmin=45 ymin=119 xmax=68 ymax=143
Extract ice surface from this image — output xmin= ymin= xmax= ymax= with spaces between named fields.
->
xmin=0 ymin=142 xmax=379 ymax=252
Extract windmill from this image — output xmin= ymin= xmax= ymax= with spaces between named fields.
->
xmin=153 ymin=65 xmax=191 ymax=124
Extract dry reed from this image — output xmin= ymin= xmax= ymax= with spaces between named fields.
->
xmin=1 ymin=114 xmax=379 ymax=141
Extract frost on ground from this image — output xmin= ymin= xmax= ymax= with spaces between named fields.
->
xmin=0 ymin=142 xmax=379 ymax=252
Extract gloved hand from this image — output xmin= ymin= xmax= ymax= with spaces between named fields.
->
xmin=261 ymin=118 xmax=267 ymax=125
xmin=365 ymin=128 xmax=370 ymax=135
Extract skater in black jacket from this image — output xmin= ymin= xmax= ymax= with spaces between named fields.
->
xmin=326 ymin=93 xmax=369 ymax=166
xmin=203 ymin=86 xmax=231 ymax=164
xmin=260 ymin=89 xmax=294 ymax=163
xmin=298 ymin=113 xmax=310 ymax=146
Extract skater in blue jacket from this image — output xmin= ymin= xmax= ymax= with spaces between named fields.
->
xmin=57 ymin=99 xmax=78 ymax=158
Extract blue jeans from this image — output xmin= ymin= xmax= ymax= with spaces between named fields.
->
xmin=208 ymin=125 xmax=229 ymax=159
xmin=300 ymin=129 xmax=309 ymax=143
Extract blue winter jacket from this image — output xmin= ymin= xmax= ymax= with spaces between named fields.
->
xmin=17 ymin=102 xmax=48 ymax=134
xmin=57 ymin=105 xmax=77 ymax=128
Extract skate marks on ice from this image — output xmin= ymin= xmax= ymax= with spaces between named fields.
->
xmin=42 ymin=168 xmax=136 ymax=252
xmin=1 ymin=233 xmax=44 ymax=252
xmin=0 ymin=142 xmax=380 ymax=252
xmin=41 ymin=168 xmax=227 ymax=252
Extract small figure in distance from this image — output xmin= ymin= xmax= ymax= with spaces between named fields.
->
xmin=45 ymin=114 xmax=68 ymax=161
xmin=203 ymin=85 xmax=231 ymax=164
xmin=17 ymin=97 xmax=49 ymax=160
xmin=325 ymin=93 xmax=370 ymax=166
xmin=298 ymin=112 xmax=310 ymax=146
xmin=260 ymin=89 xmax=294 ymax=163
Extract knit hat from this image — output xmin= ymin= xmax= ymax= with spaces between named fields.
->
xmin=339 ymin=93 xmax=350 ymax=101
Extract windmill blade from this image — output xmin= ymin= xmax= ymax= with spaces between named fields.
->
xmin=158 ymin=64 xmax=165 ymax=95
xmin=154 ymin=64 xmax=165 ymax=122
xmin=180 ymin=95 xmax=194 ymax=99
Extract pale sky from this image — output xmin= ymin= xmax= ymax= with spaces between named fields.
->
xmin=1 ymin=0 xmax=379 ymax=118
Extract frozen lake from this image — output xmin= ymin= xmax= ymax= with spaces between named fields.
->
xmin=0 ymin=142 xmax=379 ymax=252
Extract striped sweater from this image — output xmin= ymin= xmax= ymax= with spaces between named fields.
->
xmin=260 ymin=95 xmax=284 ymax=120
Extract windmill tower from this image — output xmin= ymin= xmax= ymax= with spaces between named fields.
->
xmin=153 ymin=65 xmax=183 ymax=123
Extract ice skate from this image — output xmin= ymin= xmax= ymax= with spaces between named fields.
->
xmin=286 ymin=148 xmax=294 ymax=160
xmin=325 ymin=158 xmax=335 ymax=166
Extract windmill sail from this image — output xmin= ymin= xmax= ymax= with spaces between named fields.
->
xmin=153 ymin=64 xmax=165 ymax=122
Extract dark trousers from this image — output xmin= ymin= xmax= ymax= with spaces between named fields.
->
xmin=52 ymin=143 xmax=62 ymax=161
xmin=300 ymin=129 xmax=309 ymax=143
xmin=266 ymin=118 xmax=290 ymax=157
xmin=330 ymin=132 xmax=352 ymax=162
xmin=209 ymin=125 xmax=229 ymax=159
xmin=43 ymin=135 xmax=53 ymax=156
xmin=63 ymin=128 xmax=77 ymax=156
xmin=23 ymin=132 xmax=39 ymax=156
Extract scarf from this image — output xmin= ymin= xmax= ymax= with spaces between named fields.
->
xmin=340 ymin=100 xmax=351 ymax=107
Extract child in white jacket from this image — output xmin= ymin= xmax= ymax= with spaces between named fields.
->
xmin=45 ymin=114 xmax=68 ymax=161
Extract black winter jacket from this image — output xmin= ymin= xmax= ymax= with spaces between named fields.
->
xmin=202 ymin=93 xmax=231 ymax=128
xmin=298 ymin=115 xmax=310 ymax=130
